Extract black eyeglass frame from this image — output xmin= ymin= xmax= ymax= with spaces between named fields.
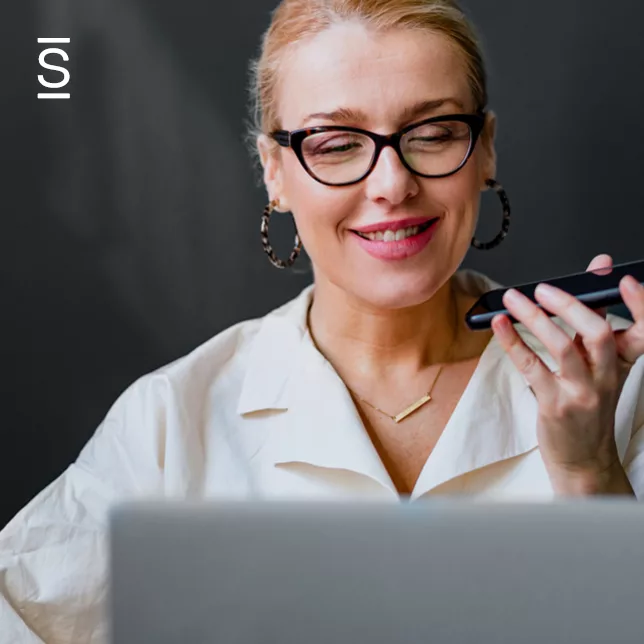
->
xmin=270 ymin=112 xmax=487 ymax=187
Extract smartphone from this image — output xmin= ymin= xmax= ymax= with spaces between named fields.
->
xmin=465 ymin=258 xmax=644 ymax=331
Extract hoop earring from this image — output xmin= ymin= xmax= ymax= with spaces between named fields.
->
xmin=261 ymin=199 xmax=303 ymax=268
xmin=471 ymin=178 xmax=511 ymax=250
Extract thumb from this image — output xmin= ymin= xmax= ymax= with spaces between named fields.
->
xmin=584 ymin=254 xmax=613 ymax=320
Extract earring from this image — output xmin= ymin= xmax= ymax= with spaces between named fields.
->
xmin=261 ymin=199 xmax=303 ymax=268
xmin=471 ymin=178 xmax=511 ymax=250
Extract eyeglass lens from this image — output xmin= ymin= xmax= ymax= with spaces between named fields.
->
xmin=300 ymin=120 xmax=473 ymax=184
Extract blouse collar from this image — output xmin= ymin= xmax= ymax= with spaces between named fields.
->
xmin=236 ymin=270 xmax=554 ymax=497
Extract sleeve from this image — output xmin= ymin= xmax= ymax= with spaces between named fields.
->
xmin=622 ymin=357 xmax=644 ymax=499
xmin=0 ymin=373 xmax=171 ymax=644
xmin=623 ymin=426 xmax=644 ymax=498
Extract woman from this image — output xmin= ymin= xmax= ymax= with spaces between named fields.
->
xmin=2 ymin=0 xmax=644 ymax=641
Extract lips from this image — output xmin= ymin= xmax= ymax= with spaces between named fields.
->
xmin=354 ymin=220 xmax=435 ymax=242
xmin=351 ymin=216 xmax=438 ymax=235
xmin=350 ymin=217 xmax=441 ymax=261
xmin=351 ymin=217 xmax=440 ymax=242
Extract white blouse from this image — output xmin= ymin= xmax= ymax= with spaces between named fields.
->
xmin=1 ymin=269 xmax=644 ymax=643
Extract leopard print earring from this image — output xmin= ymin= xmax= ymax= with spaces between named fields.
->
xmin=471 ymin=179 xmax=511 ymax=250
xmin=260 ymin=199 xmax=303 ymax=268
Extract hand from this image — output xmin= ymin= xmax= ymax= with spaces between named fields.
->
xmin=491 ymin=254 xmax=644 ymax=495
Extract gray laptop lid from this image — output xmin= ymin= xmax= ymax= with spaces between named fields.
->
xmin=109 ymin=500 xmax=644 ymax=644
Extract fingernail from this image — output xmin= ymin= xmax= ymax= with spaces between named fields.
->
xmin=492 ymin=314 xmax=512 ymax=333
xmin=503 ymin=288 xmax=522 ymax=305
xmin=623 ymin=275 xmax=641 ymax=293
xmin=535 ymin=282 xmax=558 ymax=301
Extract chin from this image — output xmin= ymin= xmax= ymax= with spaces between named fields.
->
xmin=351 ymin=274 xmax=442 ymax=311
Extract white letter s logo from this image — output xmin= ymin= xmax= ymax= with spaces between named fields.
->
xmin=38 ymin=48 xmax=70 ymax=88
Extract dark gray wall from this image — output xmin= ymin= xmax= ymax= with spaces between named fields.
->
xmin=2 ymin=0 xmax=643 ymax=526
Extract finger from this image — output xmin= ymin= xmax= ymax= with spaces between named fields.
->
xmin=614 ymin=276 xmax=644 ymax=365
xmin=585 ymin=253 xmax=613 ymax=272
xmin=533 ymin=283 xmax=616 ymax=378
xmin=491 ymin=313 xmax=555 ymax=396
xmin=584 ymin=254 xmax=613 ymax=319
xmin=620 ymin=275 xmax=644 ymax=322
xmin=573 ymin=255 xmax=612 ymax=362
xmin=503 ymin=288 xmax=591 ymax=384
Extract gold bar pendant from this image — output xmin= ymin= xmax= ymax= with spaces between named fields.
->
xmin=394 ymin=394 xmax=432 ymax=424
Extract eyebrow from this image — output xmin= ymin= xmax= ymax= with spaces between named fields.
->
xmin=299 ymin=98 xmax=467 ymax=128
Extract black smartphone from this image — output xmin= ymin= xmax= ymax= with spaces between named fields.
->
xmin=465 ymin=259 xmax=644 ymax=331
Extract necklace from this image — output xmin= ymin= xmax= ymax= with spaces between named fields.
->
xmin=355 ymin=363 xmax=447 ymax=423
xmin=352 ymin=291 xmax=461 ymax=424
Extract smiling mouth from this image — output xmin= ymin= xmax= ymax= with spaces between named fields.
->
xmin=353 ymin=218 xmax=439 ymax=242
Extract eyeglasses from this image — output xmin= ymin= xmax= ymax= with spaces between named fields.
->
xmin=270 ymin=112 xmax=486 ymax=187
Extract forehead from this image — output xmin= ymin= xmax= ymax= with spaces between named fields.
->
xmin=277 ymin=22 xmax=472 ymax=129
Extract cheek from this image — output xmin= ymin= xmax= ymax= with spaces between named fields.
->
xmin=280 ymin=151 xmax=483 ymax=261
xmin=434 ymin=166 xmax=481 ymax=229
xmin=422 ymin=168 xmax=482 ymax=264
xmin=282 ymin=161 xmax=354 ymax=242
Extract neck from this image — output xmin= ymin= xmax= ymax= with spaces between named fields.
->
xmin=307 ymin=275 xmax=474 ymax=383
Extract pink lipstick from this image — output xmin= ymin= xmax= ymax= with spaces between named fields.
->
xmin=350 ymin=217 xmax=440 ymax=261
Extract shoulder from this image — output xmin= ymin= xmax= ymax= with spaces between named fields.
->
xmin=75 ymin=285 xmax=314 ymax=486
xmin=104 ymin=284 xmax=314 ymax=422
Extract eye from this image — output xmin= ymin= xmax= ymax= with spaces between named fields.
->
xmin=303 ymin=132 xmax=369 ymax=157
xmin=410 ymin=127 xmax=453 ymax=143
xmin=406 ymin=121 xmax=470 ymax=145
xmin=414 ymin=133 xmax=452 ymax=144
xmin=317 ymin=140 xmax=361 ymax=154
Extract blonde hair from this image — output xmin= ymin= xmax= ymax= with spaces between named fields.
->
xmin=245 ymin=0 xmax=488 ymax=169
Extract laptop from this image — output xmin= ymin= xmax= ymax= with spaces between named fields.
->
xmin=109 ymin=499 xmax=644 ymax=644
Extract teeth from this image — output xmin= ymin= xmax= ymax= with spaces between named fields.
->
xmin=361 ymin=226 xmax=420 ymax=242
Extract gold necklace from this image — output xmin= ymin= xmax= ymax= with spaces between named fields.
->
xmin=355 ymin=363 xmax=446 ymax=423
xmin=351 ymin=292 xmax=461 ymax=424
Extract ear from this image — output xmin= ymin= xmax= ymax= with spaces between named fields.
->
xmin=479 ymin=110 xmax=498 ymax=190
xmin=257 ymin=134 xmax=290 ymax=212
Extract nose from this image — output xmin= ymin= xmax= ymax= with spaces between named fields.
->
xmin=364 ymin=144 xmax=419 ymax=205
